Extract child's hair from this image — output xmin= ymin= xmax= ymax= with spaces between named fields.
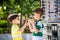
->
xmin=7 ymin=14 xmax=18 ymax=22
xmin=32 ymin=8 xmax=44 ymax=16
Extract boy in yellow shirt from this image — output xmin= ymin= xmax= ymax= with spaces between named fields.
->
xmin=7 ymin=14 xmax=27 ymax=40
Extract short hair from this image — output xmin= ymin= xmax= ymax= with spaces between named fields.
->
xmin=32 ymin=8 xmax=44 ymax=16
xmin=7 ymin=14 xmax=18 ymax=22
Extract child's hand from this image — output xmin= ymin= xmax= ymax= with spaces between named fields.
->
xmin=28 ymin=19 xmax=34 ymax=24
xmin=31 ymin=20 xmax=34 ymax=24
xmin=24 ymin=22 xmax=28 ymax=27
xmin=28 ymin=19 xmax=31 ymax=24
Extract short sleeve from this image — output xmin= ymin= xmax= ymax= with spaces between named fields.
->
xmin=11 ymin=26 xmax=21 ymax=38
xmin=36 ymin=21 xmax=44 ymax=30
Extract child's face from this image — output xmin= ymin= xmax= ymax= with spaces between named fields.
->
xmin=12 ymin=17 xmax=20 ymax=24
xmin=33 ymin=12 xmax=41 ymax=20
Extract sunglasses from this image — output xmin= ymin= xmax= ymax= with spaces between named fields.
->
xmin=41 ymin=1 xmax=47 ymax=3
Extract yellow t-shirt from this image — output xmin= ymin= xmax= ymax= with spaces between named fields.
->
xmin=11 ymin=25 xmax=22 ymax=40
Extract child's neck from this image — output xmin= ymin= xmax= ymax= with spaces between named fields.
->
xmin=13 ymin=24 xmax=18 ymax=26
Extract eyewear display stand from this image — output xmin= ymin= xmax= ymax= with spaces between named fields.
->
xmin=43 ymin=23 xmax=60 ymax=40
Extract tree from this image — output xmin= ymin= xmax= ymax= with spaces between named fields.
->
xmin=0 ymin=0 xmax=41 ymax=33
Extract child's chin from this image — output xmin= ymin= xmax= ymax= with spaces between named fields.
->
xmin=34 ymin=18 xmax=37 ymax=20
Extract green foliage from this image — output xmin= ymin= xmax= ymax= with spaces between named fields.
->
xmin=0 ymin=0 xmax=41 ymax=33
xmin=0 ymin=27 xmax=3 ymax=33
xmin=0 ymin=20 xmax=7 ymax=25
xmin=0 ymin=27 xmax=11 ymax=34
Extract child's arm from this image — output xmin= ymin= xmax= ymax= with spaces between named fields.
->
xmin=28 ymin=22 xmax=33 ymax=32
xmin=31 ymin=23 xmax=39 ymax=33
xmin=19 ymin=22 xmax=27 ymax=33
xmin=28 ymin=19 xmax=39 ymax=33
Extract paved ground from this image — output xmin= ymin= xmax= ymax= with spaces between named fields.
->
xmin=0 ymin=34 xmax=32 ymax=40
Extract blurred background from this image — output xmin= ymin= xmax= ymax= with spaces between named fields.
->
xmin=0 ymin=0 xmax=60 ymax=40
xmin=0 ymin=0 xmax=40 ymax=34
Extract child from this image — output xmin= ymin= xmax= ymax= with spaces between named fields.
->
xmin=7 ymin=14 xmax=27 ymax=40
xmin=28 ymin=8 xmax=44 ymax=40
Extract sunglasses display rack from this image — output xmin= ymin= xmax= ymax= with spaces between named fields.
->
xmin=41 ymin=0 xmax=60 ymax=40
xmin=43 ymin=23 xmax=60 ymax=40
xmin=41 ymin=0 xmax=60 ymax=23
xmin=58 ymin=23 xmax=60 ymax=40
xmin=57 ymin=0 xmax=60 ymax=22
